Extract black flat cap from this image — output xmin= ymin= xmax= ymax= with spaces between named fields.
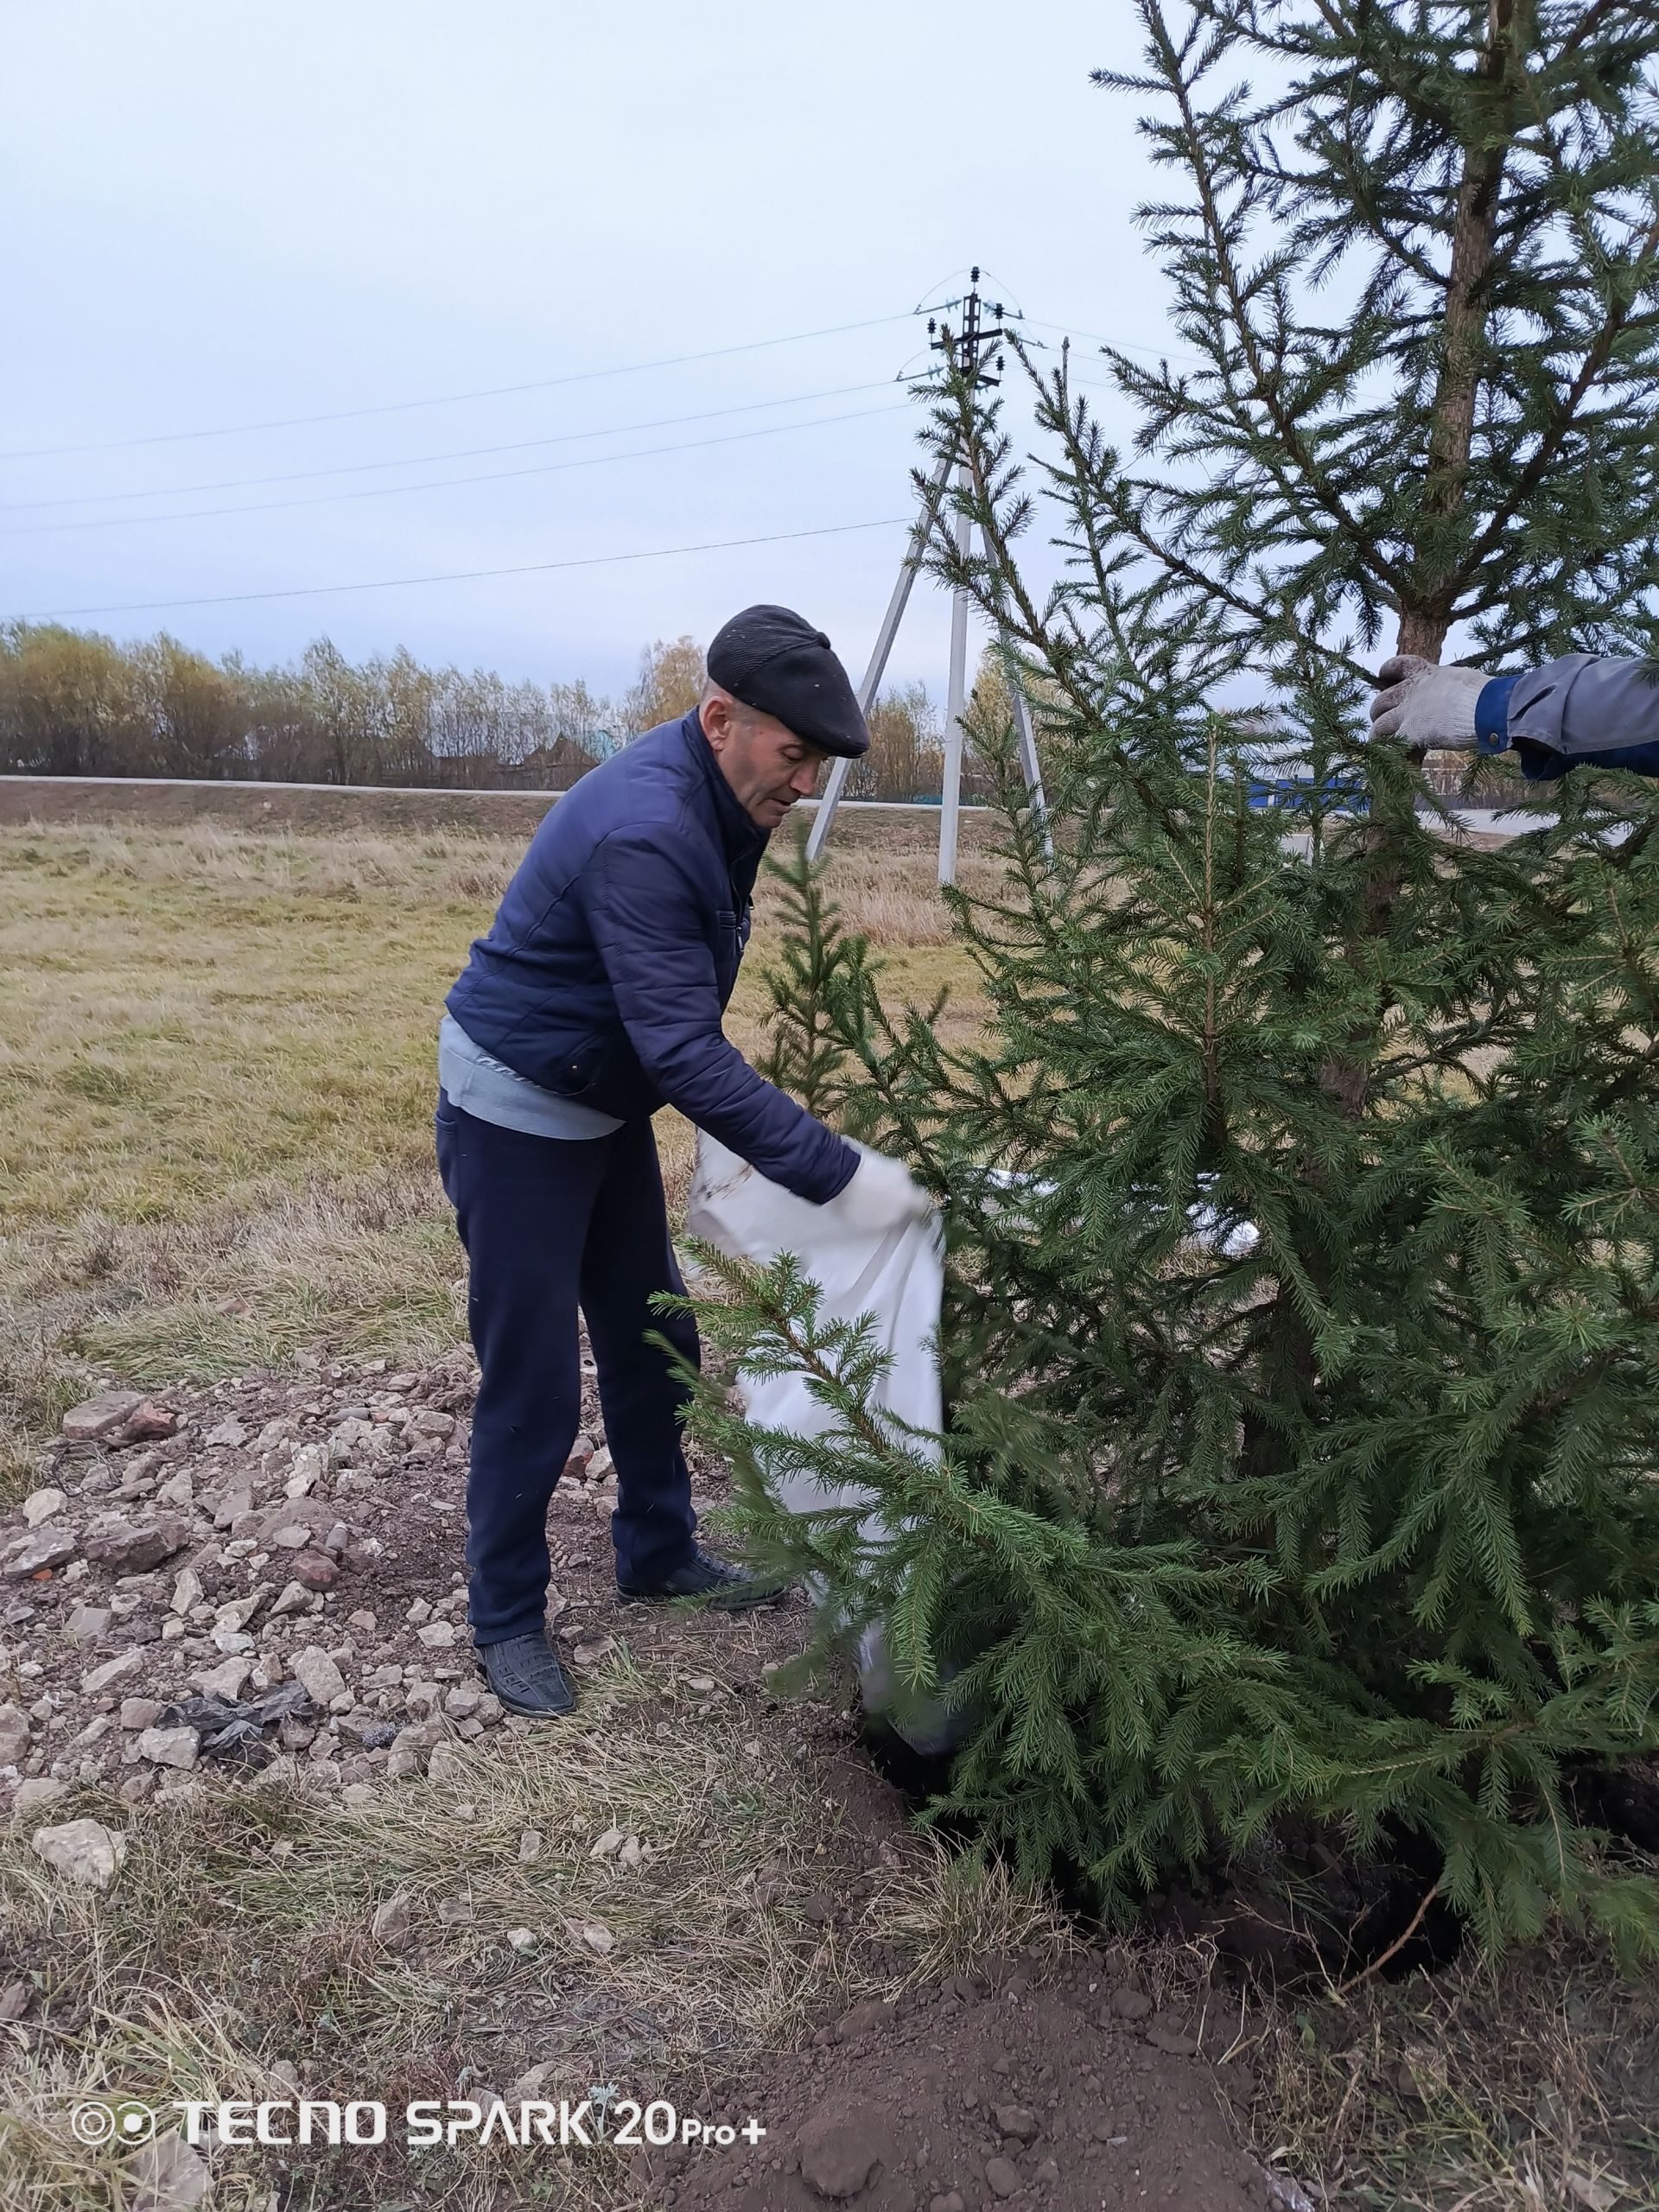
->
xmin=706 ymin=604 xmax=869 ymax=758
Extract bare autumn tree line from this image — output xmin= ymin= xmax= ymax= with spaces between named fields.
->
xmin=0 ymin=622 xmax=976 ymax=800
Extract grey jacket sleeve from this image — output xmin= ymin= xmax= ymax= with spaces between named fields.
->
xmin=1504 ymin=654 xmax=1659 ymax=779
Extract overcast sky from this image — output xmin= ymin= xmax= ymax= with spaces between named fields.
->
xmin=3 ymin=2 xmax=1175 ymax=700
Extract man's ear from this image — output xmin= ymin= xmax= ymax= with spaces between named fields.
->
xmin=699 ymin=690 xmax=735 ymax=753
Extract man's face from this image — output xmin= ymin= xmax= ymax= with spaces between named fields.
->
xmin=700 ymin=690 xmax=827 ymax=830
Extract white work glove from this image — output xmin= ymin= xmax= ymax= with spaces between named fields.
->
xmin=1369 ymin=654 xmax=1487 ymax=748
xmin=834 ymin=1146 xmax=935 ymax=1235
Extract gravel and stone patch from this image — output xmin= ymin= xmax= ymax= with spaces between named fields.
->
xmin=0 ymin=1345 xmax=710 ymax=1821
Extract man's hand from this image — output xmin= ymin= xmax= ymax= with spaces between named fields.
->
xmin=835 ymin=1147 xmax=934 ymax=1234
xmin=1369 ymin=654 xmax=1487 ymax=749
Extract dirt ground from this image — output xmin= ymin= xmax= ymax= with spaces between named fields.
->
xmin=0 ymin=1348 xmax=1313 ymax=2212
xmin=654 ymin=1961 xmax=1277 ymax=2212
xmin=10 ymin=1349 xmax=1656 ymax=2212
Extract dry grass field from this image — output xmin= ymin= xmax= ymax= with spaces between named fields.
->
xmin=0 ymin=798 xmax=989 ymax=1497
xmin=3 ymin=788 xmax=1656 ymax=2212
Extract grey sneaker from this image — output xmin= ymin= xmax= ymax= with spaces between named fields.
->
xmin=476 ymin=1630 xmax=576 ymax=1716
xmin=616 ymin=1546 xmax=790 ymax=1611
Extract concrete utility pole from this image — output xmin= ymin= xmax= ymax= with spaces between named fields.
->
xmin=805 ymin=270 xmax=1048 ymax=887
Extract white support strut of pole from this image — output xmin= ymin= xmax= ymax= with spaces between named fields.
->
xmin=937 ymin=460 xmax=973 ymax=888
xmin=804 ymin=450 xmax=954 ymax=863
xmin=982 ymin=522 xmax=1053 ymax=861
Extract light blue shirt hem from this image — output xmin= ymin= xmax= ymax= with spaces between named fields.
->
xmin=437 ymin=1014 xmax=624 ymax=1140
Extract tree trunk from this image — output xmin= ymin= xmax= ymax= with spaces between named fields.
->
xmin=1393 ymin=0 xmax=1526 ymax=664
xmin=1322 ymin=0 xmax=1531 ymax=1122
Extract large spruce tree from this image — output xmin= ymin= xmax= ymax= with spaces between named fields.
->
xmin=683 ymin=0 xmax=1659 ymax=1956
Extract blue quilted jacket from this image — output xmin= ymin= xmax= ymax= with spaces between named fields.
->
xmin=446 ymin=709 xmax=857 ymax=1204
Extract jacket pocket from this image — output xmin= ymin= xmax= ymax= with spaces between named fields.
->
xmin=551 ymin=1036 xmax=613 ymax=1097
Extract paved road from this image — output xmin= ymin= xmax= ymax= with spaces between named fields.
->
xmin=0 ymin=772 xmax=967 ymax=814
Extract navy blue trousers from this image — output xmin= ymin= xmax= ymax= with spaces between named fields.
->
xmin=435 ymin=1090 xmax=699 ymax=1644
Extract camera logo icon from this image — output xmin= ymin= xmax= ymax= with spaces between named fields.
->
xmin=70 ymin=2100 xmax=156 ymax=2146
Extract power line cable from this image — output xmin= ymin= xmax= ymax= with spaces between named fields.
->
xmin=0 ymin=378 xmax=901 ymax=515
xmin=15 ymin=515 xmax=914 ymax=621
xmin=1021 ymin=314 xmax=1211 ymax=371
xmin=0 ymin=401 xmax=915 ymax=538
xmin=0 ymin=312 xmax=918 ymax=464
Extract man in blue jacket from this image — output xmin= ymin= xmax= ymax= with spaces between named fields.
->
xmin=438 ymin=605 xmax=931 ymax=1716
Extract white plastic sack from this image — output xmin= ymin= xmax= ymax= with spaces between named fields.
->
xmin=686 ymin=1132 xmax=959 ymax=1751
xmin=686 ymin=1134 xmax=944 ymax=1503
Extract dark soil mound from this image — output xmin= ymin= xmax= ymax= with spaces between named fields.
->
xmin=650 ymin=1954 xmax=1305 ymax=2212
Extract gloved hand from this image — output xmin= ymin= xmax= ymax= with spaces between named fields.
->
xmin=1369 ymin=654 xmax=1487 ymax=748
xmin=834 ymin=1146 xmax=935 ymax=1235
